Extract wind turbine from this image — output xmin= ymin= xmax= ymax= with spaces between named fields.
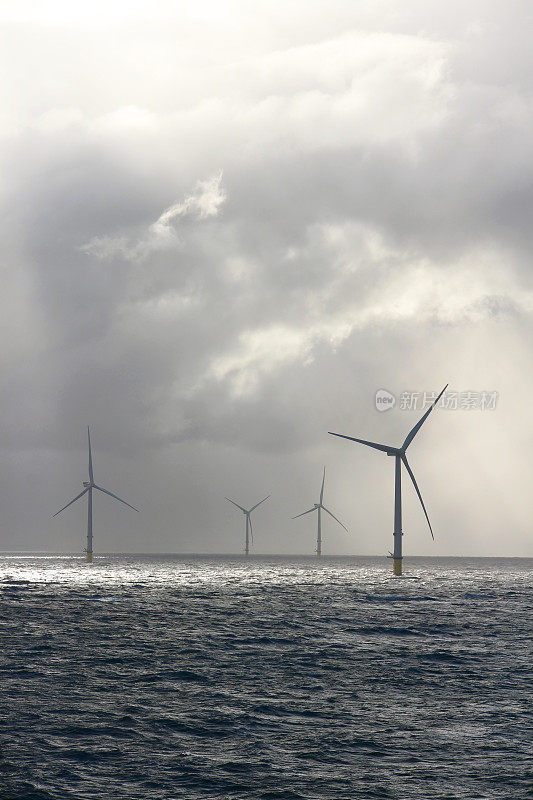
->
xmin=225 ymin=495 xmax=270 ymax=555
xmin=292 ymin=467 xmax=347 ymax=557
xmin=329 ymin=385 xmax=447 ymax=575
xmin=53 ymin=427 xmax=139 ymax=562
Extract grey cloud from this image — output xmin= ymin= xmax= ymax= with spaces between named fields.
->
xmin=80 ymin=171 xmax=226 ymax=262
xmin=0 ymin=2 xmax=531 ymax=555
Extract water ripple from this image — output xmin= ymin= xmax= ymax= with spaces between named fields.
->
xmin=0 ymin=554 xmax=530 ymax=800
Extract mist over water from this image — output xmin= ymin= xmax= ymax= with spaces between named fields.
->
xmin=1 ymin=553 xmax=531 ymax=799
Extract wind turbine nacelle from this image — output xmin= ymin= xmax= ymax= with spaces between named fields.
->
xmin=83 ymin=481 xmax=90 ymax=487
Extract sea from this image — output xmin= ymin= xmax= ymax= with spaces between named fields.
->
xmin=0 ymin=554 xmax=531 ymax=800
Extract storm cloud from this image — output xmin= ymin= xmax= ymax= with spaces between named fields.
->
xmin=0 ymin=1 xmax=531 ymax=556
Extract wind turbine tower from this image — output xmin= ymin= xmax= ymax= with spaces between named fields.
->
xmin=293 ymin=467 xmax=348 ymax=556
xmin=225 ymin=495 xmax=270 ymax=555
xmin=329 ymin=385 xmax=447 ymax=575
xmin=53 ymin=427 xmax=139 ymax=562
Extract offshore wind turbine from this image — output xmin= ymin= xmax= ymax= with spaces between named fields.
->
xmin=329 ymin=385 xmax=447 ymax=576
xmin=53 ymin=427 xmax=139 ymax=562
xmin=292 ymin=467 xmax=347 ymax=557
xmin=225 ymin=495 xmax=270 ymax=555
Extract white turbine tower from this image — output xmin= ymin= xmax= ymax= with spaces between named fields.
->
xmin=328 ymin=385 xmax=447 ymax=576
xmin=225 ymin=495 xmax=270 ymax=555
xmin=292 ymin=467 xmax=347 ymax=557
xmin=53 ymin=427 xmax=139 ymax=562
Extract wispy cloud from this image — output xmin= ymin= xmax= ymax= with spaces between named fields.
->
xmin=80 ymin=171 xmax=225 ymax=262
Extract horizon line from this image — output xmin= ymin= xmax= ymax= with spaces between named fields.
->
xmin=0 ymin=551 xmax=531 ymax=560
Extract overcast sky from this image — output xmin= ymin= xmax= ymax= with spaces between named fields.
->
xmin=1 ymin=0 xmax=532 ymax=557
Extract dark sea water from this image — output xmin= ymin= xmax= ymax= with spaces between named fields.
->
xmin=0 ymin=554 xmax=531 ymax=800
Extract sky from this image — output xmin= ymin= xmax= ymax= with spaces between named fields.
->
xmin=1 ymin=0 xmax=532 ymax=557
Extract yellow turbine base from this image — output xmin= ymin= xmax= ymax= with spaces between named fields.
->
xmin=393 ymin=558 xmax=402 ymax=576
xmin=86 ymin=552 xmax=93 ymax=563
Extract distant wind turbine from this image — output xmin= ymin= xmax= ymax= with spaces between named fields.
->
xmin=292 ymin=467 xmax=347 ymax=557
xmin=53 ymin=427 xmax=139 ymax=562
xmin=329 ymin=385 xmax=447 ymax=575
xmin=225 ymin=495 xmax=270 ymax=555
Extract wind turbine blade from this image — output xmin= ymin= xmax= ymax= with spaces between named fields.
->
xmin=402 ymin=384 xmax=448 ymax=451
xmin=53 ymin=487 xmax=89 ymax=517
xmin=87 ymin=426 xmax=94 ymax=483
xmin=321 ymin=505 xmax=348 ymax=532
xmin=249 ymin=515 xmax=254 ymax=543
xmin=225 ymin=497 xmax=247 ymax=513
xmin=250 ymin=494 xmax=270 ymax=512
xmin=93 ymin=485 xmax=139 ymax=512
xmin=292 ymin=507 xmax=317 ymax=520
xmin=401 ymin=455 xmax=434 ymax=540
xmin=328 ymin=432 xmax=393 ymax=454
xmin=319 ymin=467 xmax=325 ymax=504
